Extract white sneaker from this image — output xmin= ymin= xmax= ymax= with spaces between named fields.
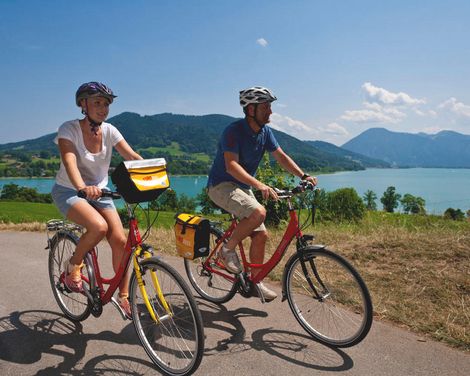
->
xmin=220 ymin=246 xmax=242 ymax=274
xmin=253 ymin=282 xmax=277 ymax=302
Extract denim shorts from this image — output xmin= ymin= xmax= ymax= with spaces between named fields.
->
xmin=51 ymin=183 xmax=115 ymax=217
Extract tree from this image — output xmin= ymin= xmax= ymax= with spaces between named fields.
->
xmin=150 ymin=189 xmax=178 ymax=211
xmin=380 ymin=186 xmax=401 ymax=213
xmin=400 ymin=193 xmax=426 ymax=214
xmin=197 ymin=188 xmax=218 ymax=215
xmin=253 ymin=154 xmax=295 ymax=227
xmin=363 ymin=190 xmax=377 ymax=211
xmin=177 ymin=194 xmax=197 ymax=213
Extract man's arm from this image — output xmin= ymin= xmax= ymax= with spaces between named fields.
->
xmin=224 ymin=151 xmax=278 ymax=200
xmin=271 ymin=147 xmax=317 ymax=185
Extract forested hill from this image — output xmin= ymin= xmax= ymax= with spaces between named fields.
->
xmin=0 ymin=112 xmax=373 ymax=176
xmin=342 ymin=128 xmax=470 ymax=168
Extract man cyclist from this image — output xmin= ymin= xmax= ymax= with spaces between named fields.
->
xmin=207 ymin=86 xmax=317 ymax=301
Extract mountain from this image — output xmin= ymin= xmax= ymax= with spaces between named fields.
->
xmin=0 ymin=112 xmax=369 ymax=176
xmin=304 ymin=140 xmax=391 ymax=168
xmin=342 ymin=128 xmax=470 ymax=168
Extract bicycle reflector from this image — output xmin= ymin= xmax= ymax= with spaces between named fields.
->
xmin=111 ymin=158 xmax=170 ymax=203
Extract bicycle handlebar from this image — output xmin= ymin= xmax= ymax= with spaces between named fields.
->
xmin=77 ymin=189 xmax=122 ymax=200
xmin=274 ymin=181 xmax=318 ymax=199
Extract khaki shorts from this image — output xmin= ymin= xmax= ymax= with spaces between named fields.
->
xmin=208 ymin=181 xmax=266 ymax=232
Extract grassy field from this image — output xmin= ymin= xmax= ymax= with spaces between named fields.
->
xmin=1 ymin=202 xmax=469 ymax=351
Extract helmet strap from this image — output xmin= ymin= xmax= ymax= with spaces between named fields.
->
xmin=82 ymin=99 xmax=102 ymax=136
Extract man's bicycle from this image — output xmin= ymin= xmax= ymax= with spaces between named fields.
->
xmin=46 ymin=190 xmax=204 ymax=376
xmin=184 ymin=181 xmax=373 ymax=348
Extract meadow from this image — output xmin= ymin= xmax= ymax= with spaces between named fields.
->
xmin=1 ymin=201 xmax=468 ymax=351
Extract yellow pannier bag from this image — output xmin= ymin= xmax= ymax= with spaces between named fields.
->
xmin=174 ymin=213 xmax=210 ymax=259
xmin=111 ymin=158 xmax=169 ymax=203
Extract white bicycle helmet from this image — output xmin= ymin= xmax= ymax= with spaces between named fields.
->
xmin=239 ymin=86 xmax=277 ymax=107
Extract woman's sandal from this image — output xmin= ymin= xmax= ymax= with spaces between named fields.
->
xmin=118 ymin=293 xmax=132 ymax=320
xmin=64 ymin=260 xmax=84 ymax=292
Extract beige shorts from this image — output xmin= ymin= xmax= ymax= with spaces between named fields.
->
xmin=208 ymin=181 xmax=266 ymax=232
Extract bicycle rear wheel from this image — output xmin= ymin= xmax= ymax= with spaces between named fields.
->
xmin=48 ymin=232 xmax=91 ymax=321
xmin=184 ymin=226 xmax=238 ymax=304
xmin=284 ymin=248 xmax=373 ymax=347
xmin=130 ymin=257 xmax=204 ymax=376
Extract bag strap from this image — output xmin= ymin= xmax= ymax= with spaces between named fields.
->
xmin=179 ymin=215 xmax=196 ymax=235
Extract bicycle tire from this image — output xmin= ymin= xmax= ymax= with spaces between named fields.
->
xmin=184 ymin=226 xmax=238 ymax=304
xmin=130 ymin=257 xmax=204 ymax=376
xmin=48 ymin=231 xmax=91 ymax=321
xmin=284 ymin=248 xmax=373 ymax=347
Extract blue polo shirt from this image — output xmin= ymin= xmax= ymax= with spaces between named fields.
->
xmin=207 ymin=118 xmax=280 ymax=189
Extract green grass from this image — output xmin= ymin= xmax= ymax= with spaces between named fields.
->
xmin=0 ymin=201 xmax=62 ymax=223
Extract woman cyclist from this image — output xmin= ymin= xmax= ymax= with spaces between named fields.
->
xmin=51 ymin=82 xmax=142 ymax=318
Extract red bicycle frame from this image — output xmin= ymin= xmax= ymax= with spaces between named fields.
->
xmin=83 ymin=216 xmax=142 ymax=305
xmin=204 ymin=205 xmax=304 ymax=284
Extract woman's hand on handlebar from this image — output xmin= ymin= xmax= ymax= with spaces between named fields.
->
xmin=77 ymin=185 xmax=101 ymax=200
xmin=303 ymin=175 xmax=318 ymax=186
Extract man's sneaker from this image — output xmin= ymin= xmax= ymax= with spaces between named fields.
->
xmin=64 ymin=260 xmax=84 ymax=292
xmin=253 ymin=282 xmax=277 ymax=302
xmin=220 ymin=246 xmax=242 ymax=274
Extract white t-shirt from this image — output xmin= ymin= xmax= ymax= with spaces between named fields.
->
xmin=54 ymin=119 xmax=124 ymax=189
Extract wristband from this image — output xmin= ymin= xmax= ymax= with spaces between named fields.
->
xmin=301 ymin=173 xmax=310 ymax=180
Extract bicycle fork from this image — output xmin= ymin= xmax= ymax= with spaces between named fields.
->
xmin=133 ymin=245 xmax=173 ymax=323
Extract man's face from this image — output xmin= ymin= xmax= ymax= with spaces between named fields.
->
xmin=249 ymin=102 xmax=272 ymax=125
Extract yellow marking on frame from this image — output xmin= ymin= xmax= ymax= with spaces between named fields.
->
xmin=142 ymin=251 xmax=172 ymax=315
xmin=133 ymin=248 xmax=158 ymax=323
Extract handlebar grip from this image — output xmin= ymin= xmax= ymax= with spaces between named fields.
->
xmin=77 ymin=189 xmax=122 ymax=200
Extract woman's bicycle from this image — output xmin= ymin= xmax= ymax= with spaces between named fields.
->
xmin=184 ymin=181 xmax=373 ymax=348
xmin=46 ymin=190 xmax=204 ymax=376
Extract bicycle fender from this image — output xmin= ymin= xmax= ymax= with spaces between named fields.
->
xmin=281 ymin=245 xmax=326 ymax=302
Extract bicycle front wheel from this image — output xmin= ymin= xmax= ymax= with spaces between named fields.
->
xmin=48 ymin=232 xmax=91 ymax=321
xmin=130 ymin=257 xmax=204 ymax=376
xmin=184 ymin=226 xmax=238 ymax=304
xmin=285 ymin=248 xmax=373 ymax=347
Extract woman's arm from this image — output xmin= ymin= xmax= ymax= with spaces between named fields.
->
xmin=115 ymin=139 xmax=143 ymax=160
xmin=58 ymin=138 xmax=87 ymax=191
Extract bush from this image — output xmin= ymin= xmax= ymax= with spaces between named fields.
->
xmin=381 ymin=186 xmax=401 ymax=213
xmin=444 ymin=208 xmax=465 ymax=221
xmin=316 ymin=187 xmax=365 ymax=223
xmin=0 ymin=183 xmax=52 ymax=203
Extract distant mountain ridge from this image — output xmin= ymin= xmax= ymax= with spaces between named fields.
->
xmin=0 ymin=112 xmax=379 ymax=175
xmin=342 ymin=128 xmax=470 ymax=168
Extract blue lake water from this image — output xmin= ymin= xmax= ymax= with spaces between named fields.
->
xmin=1 ymin=168 xmax=469 ymax=214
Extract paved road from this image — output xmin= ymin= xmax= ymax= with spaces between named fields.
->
xmin=0 ymin=231 xmax=468 ymax=375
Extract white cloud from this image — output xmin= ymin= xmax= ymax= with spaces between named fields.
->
xmin=270 ymin=113 xmax=311 ymax=133
xmin=362 ymin=82 xmax=425 ymax=106
xmin=256 ymin=38 xmax=268 ymax=47
xmin=269 ymin=113 xmax=349 ymax=144
xmin=324 ymin=122 xmax=348 ymax=136
xmin=438 ymin=97 xmax=470 ymax=117
xmin=341 ymin=108 xmax=403 ymax=123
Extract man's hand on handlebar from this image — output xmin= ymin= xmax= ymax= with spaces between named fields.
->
xmin=257 ymin=182 xmax=279 ymax=201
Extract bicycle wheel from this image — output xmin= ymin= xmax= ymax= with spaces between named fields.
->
xmin=48 ymin=232 xmax=91 ymax=321
xmin=184 ymin=226 xmax=238 ymax=303
xmin=285 ymin=248 xmax=373 ymax=347
xmin=130 ymin=257 xmax=204 ymax=376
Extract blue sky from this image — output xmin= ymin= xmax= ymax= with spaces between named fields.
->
xmin=1 ymin=0 xmax=469 ymax=145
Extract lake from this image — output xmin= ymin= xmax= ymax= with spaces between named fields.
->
xmin=1 ymin=168 xmax=469 ymax=214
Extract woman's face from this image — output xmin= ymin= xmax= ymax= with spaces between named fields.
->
xmin=81 ymin=96 xmax=110 ymax=122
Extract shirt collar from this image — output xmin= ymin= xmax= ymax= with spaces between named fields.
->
xmin=242 ymin=118 xmax=264 ymax=137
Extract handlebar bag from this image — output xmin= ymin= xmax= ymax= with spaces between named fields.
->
xmin=174 ymin=213 xmax=210 ymax=259
xmin=111 ymin=158 xmax=169 ymax=203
